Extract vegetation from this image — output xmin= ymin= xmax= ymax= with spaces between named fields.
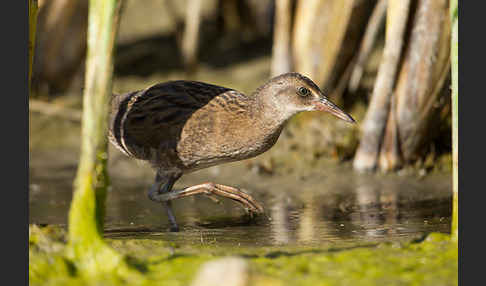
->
xmin=450 ymin=0 xmax=458 ymax=241
xmin=65 ymin=0 xmax=126 ymax=275
xmin=353 ymin=0 xmax=451 ymax=172
xmin=29 ymin=0 xmax=38 ymax=93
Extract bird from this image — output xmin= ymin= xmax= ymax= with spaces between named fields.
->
xmin=109 ymin=72 xmax=355 ymax=231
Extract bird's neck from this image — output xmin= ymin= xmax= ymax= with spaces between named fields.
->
xmin=251 ymin=90 xmax=294 ymax=130
xmin=239 ymin=93 xmax=290 ymax=152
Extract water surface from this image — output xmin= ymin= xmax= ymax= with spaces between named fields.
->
xmin=30 ymin=149 xmax=451 ymax=248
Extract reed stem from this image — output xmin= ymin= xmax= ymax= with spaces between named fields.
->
xmin=450 ymin=0 xmax=458 ymax=242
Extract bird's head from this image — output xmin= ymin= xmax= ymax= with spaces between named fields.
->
xmin=261 ymin=72 xmax=355 ymax=123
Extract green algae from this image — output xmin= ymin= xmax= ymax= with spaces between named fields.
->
xmin=29 ymin=225 xmax=457 ymax=286
xmin=252 ymin=233 xmax=457 ymax=286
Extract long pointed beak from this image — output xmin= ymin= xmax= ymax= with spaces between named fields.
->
xmin=313 ymin=97 xmax=355 ymax=123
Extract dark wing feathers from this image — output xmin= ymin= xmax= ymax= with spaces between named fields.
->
xmin=111 ymin=81 xmax=232 ymax=154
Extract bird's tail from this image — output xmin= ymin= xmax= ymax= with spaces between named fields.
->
xmin=108 ymin=91 xmax=140 ymax=157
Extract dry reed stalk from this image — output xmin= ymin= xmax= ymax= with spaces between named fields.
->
xmin=271 ymin=0 xmax=293 ymax=76
xmin=348 ymin=0 xmax=388 ymax=93
xmin=181 ymin=0 xmax=202 ymax=72
xmin=292 ymin=0 xmax=355 ymax=87
xmin=353 ymin=0 xmax=411 ymax=172
xmin=382 ymin=0 xmax=451 ymax=169
xmin=33 ymin=0 xmax=88 ymax=94
xmin=29 ymin=0 xmax=38 ymax=93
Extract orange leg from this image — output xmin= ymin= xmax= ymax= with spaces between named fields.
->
xmin=150 ymin=182 xmax=264 ymax=217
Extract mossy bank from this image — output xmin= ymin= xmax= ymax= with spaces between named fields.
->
xmin=30 ymin=225 xmax=457 ymax=286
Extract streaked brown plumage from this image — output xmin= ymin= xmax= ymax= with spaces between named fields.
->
xmin=109 ymin=72 xmax=354 ymax=231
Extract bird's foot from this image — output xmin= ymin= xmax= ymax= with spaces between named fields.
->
xmin=164 ymin=201 xmax=179 ymax=232
xmin=152 ymin=182 xmax=265 ymax=216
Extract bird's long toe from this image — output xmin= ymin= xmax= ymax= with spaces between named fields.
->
xmin=212 ymin=184 xmax=265 ymax=215
xmin=151 ymin=182 xmax=264 ymax=216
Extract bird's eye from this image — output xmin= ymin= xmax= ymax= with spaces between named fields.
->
xmin=298 ymin=87 xmax=310 ymax=97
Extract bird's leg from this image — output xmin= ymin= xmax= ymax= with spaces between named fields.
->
xmin=148 ymin=173 xmax=181 ymax=232
xmin=149 ymin=182 xmax=264 ymax=216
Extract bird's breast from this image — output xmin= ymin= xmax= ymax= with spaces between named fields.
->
xmin=175 ymin=109 xmax=284 ymax=171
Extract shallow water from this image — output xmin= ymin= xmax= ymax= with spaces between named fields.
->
xmin=29 ymin=110 xmax=451 ymax=248
xmin=30 ymin=144 xmax=451 ymax=248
